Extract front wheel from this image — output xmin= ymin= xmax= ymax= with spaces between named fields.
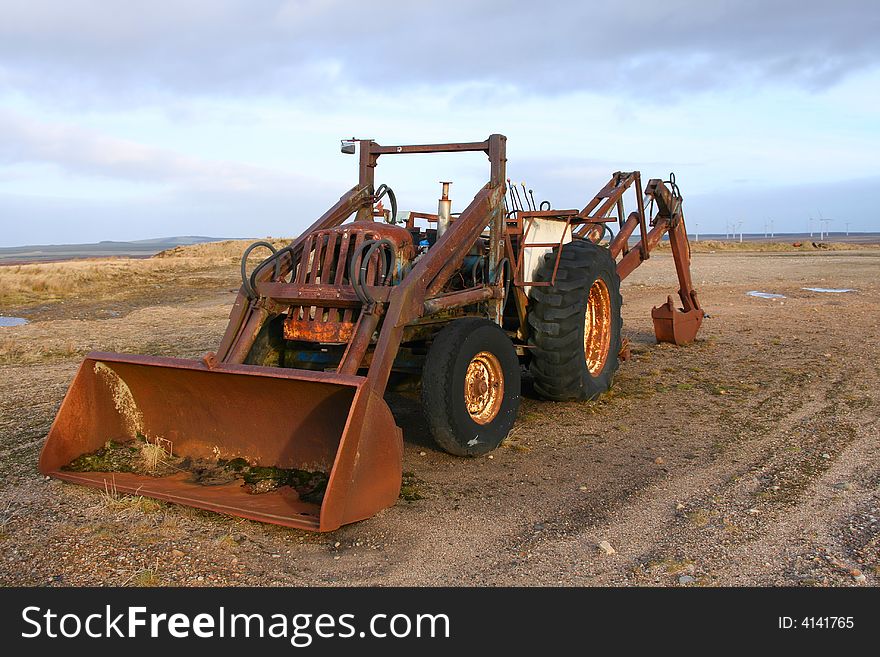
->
xmin=528 ymin=239 xmax=623 ymax=401
xmin=421 ymin=318 xmax=521 ymax=456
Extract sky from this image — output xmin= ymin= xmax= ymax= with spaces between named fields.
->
xmin=1 ymin=0 xmax=879 ymax=247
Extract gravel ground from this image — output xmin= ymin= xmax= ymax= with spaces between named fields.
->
xmin=0 ymin=249 xmax=877 ymax=587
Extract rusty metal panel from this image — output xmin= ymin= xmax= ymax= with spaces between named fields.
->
xmin=276 ymin=223 xmax=413 ymax=345
xmin=284 ymin=318 xmax=356 ymax=344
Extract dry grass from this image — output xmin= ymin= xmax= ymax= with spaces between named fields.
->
xmin=98 ymin=478 xmax=165 ymax=518
xmin=154 ymin=238 xmax=289 ymax=260
xmin=138 ymin=436 xmax=175 ymax=474
xmin=214 ymin=533 xmax=239 ymax=550
xmin=0 ymin=238 xmax=290 ymax=307
xmin=0 ymin=292 xmax=234 ymax=367
xmin=0 ymin=338 xmax=81 ymax=365
xmin=131 ymin=568 xmax=163 ymax=587
xmin=130 ymin=558 xmax=164 ymax=587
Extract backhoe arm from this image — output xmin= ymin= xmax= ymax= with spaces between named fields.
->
xmin=611 ymin=176 xmax=704 ymax=344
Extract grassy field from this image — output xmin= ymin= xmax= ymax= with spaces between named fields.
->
xmin=0 ymin=239 xmax=289 ymax=307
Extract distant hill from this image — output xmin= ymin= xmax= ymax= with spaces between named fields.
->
xmin=0 ymin=236 xmax=233 ymax=264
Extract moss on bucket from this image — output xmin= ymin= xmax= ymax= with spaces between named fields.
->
xmin=63 ymin=439 xmax=328 ymax=504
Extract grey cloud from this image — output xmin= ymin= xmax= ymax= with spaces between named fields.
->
xmin=1 ymin=1 xmax=878 ymax=105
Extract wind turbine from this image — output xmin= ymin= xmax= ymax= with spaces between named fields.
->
xmin=817 ymin=210 xmax=831 ymax=240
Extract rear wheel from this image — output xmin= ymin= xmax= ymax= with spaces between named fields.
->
xmin=528 ymin=239 xmax=622 ymax=401
xmin=422 ymin=318 xmax=521 ymax=456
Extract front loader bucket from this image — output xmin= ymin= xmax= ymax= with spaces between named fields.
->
xmin=39 ymin=352 xmax=402 ymax=531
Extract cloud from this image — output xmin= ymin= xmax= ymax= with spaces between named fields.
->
xmin=0 ymin=110 xmax=324 ymax=194
xmin=1 ymin=0 xmax=878 ymax=105
xmin=0 ymin=110 xmax=339 ymax=246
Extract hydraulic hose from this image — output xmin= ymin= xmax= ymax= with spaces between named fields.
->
xmin=349 ymin=238 xmax=397 ymax=307
xmin=374 ymin=184 xmax=398 ymax=224
xmin=241 ymin=241 xmax=283 ymax=299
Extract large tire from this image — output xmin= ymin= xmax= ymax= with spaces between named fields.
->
xmin=528 ymin=239 xmax=622 ymax=401
xmin=422 ymin=318 xmax=521 ymax=456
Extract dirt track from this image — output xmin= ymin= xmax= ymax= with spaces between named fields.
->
xmin=1 ymin=250 xmax=878 ymax=587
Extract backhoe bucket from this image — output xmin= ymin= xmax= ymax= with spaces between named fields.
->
xmin=651 ymin=296 xmax=704 ymax=346
xmin=39 ymin=352 xmax=402 ymax=531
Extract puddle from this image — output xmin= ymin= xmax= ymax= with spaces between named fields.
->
xmin=0 ymin=316 xmax=29 ymax=327
xmin=746 ymin=291 xmax=786 ymax=299
xmin=802 ymin=287 xmax=856 ymax=293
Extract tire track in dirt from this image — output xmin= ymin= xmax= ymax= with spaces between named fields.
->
xmin=488 ymin=371 xmax=842 ymax=585
xmin=711 ymin=412 xmax=879 ymax=585
xmin=586 ymin=355 xmax=874 ymax=586
xmin=704 ymin=349 xmax=880 ymax=585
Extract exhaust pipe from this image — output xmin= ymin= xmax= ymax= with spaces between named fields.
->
xmin=437 ymin=181 xmax=452 ymax=239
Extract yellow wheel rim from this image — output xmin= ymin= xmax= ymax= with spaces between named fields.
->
xmin=464 ymin=351 xmax=504 ymax=424
xmin=584 ymin=278 xmax=612 ymax=375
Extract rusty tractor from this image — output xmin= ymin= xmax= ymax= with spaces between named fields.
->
xmin=40 ymin=135 xmax=704 ymax=531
